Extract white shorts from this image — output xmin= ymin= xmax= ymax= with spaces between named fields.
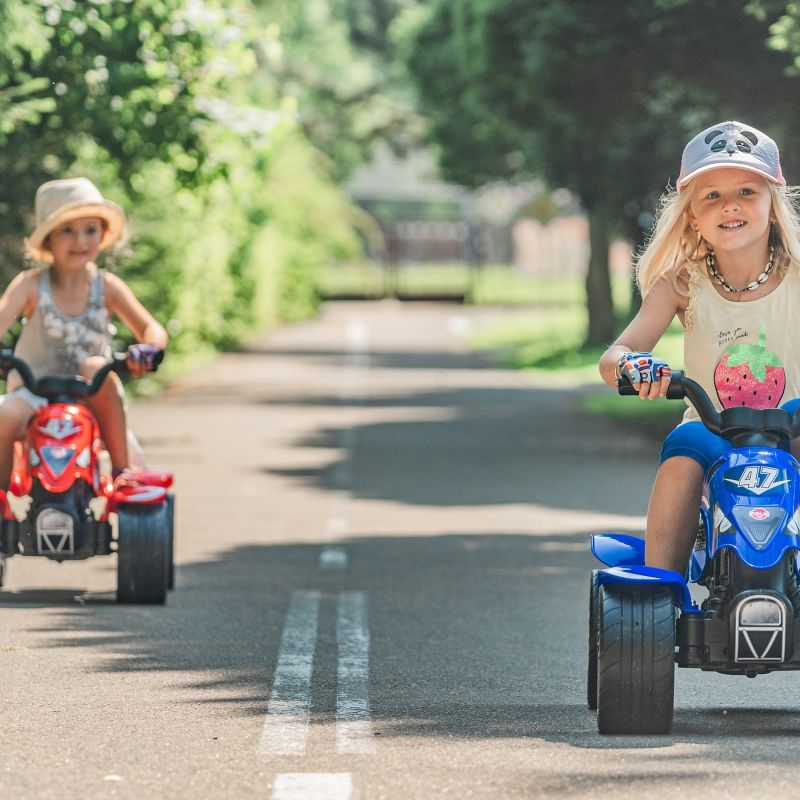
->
xmin=0 ymin=387 xmax=48 ymax=411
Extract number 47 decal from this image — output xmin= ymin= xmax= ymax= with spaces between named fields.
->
xmin=725 ymin=466 xmax=790 ymax=495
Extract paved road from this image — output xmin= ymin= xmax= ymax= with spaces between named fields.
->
xmin=2 ymin=301 xmax=800 ymax=799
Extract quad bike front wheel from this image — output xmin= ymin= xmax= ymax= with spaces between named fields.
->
xmin=117 ymin=503 xmax=169 ymax=604
xmin=597 ymin=585 xmax=675 ymax=734
xmin=587 ymin=570 xmax=600 ymax=710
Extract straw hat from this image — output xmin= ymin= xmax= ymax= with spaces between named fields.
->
xmin=25 ymin=177 xmax=126 ymax=263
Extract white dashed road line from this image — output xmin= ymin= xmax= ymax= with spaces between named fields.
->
xmin=259 ymin=591 xmax=321 ymax=755
xmin=319 ymin=545 xmax=348 ymax=571
xmin=266 ymin=321 xmax=371 ymax=792
xmin=272 ymin=772 xmax=353 ymax=800
xmin=336 ymin=591 xmax=375 ymax=754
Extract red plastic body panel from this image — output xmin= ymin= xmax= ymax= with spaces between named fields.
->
xmin=19 ymin=403 xmax=99 ymax=493
xmin=9 ymin=400 xmax=173 ymax=522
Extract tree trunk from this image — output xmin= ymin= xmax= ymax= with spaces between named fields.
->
xmin=584 ymin=208 xmax=616 ymax=347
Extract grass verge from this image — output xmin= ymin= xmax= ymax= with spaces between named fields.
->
xmin=468 ymin=290 xmax=686 ymax=432
xmin=318 ymin=263 xmax=634 ymax=306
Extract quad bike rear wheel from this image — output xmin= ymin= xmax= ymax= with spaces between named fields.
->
xmin=166 ymin=493 xmax=175 ymax=590
xmin=117 ymin=503 xmax=169 ymax=604
xmin=597 ymin=585 xmax=675 ymax=734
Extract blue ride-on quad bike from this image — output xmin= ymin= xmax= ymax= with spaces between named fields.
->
xmin=588 ymin=371 xmax=800 ymax=734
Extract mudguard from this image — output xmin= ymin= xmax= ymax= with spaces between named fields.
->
xmin=111 ymin=485 xmax=168 ymax=507
xmin=595 ymin=565 xmax=698 ymax=613
xmin=591 ymin=533 xmax=645 ymax=567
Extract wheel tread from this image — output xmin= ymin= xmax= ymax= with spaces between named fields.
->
xmin=597 ymin=586 xmax=675 ymax=734
xmin=116 ymin=503 xmax=169 ymax=604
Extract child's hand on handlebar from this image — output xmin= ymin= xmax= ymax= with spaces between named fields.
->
xmin=617 ymin=351 xmax=672 ymax=399
xmin=126 ymin=344 xmax=162 ymax=378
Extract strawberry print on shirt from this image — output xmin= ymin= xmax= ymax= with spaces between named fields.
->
xmin=714 ymin=327 xmax=786 ymax=409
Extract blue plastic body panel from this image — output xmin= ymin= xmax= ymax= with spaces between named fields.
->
xmin=591 ymin=533 xmax=645 ymax=567
xmin=595 ymin=566 xmax=697 ymax=613
xmin=592 ymin=447 xmax=800 ymax=617
xmin=707 ymin=447 xmax=800 ymax=570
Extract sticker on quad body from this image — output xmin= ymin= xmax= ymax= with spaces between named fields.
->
xmin=723 ymin=465 xmax=791 ymax=496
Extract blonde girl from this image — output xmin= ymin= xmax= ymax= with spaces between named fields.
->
xmin=599 ymin=121 xmax=800 ymax=573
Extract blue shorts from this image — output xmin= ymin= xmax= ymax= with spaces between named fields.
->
xmin=660 ymin=398 xmax=800 ymax=472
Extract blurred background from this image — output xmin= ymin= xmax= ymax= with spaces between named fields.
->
xmin=3 ymin=0 xmax=800 ymax=389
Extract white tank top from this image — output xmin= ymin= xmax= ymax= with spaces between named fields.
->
xmin=682 ymin=267 xmax=800 ymax=423
xmin=13 ymin=267 xmax=111 ymax=380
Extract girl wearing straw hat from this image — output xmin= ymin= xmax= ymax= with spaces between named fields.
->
xmin=0 ymin=177 xmax=167 ymax=492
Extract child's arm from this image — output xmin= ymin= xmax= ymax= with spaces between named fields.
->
xmin=599 ymin=275 xmax=684 ymax=395
xmin=104 ymin=273 xmax=168 ymax=377
xmin=0 ymin=270 xmax=38 ymax=342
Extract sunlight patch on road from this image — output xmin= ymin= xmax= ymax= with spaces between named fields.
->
xmin=272 ymin=773 xmax=352 ymax=800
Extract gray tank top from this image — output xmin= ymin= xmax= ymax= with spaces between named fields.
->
xmin=14 ymin=267 xmax=111 ymax=379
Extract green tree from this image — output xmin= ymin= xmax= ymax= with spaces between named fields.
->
xmin=0 ymin=0 xmax=361 ymax=356
xmin=0 ymin=0 xmax=221 ymax=250
xmin=408 ymin=0 xmax=800 ymax=345
xmin=255 ymin=0 xmax=426 ymax=178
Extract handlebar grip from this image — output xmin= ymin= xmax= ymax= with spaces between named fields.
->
xmin=665 ymin=370 xmax=685 ymax=399
xmin=118 ymin=346 xmax=165 ymax=373
xmin=617 ymin=369 xmax=686 ymax=398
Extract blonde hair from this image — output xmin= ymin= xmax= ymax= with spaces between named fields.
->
xmin=636 ymin=181 xmax=800 ymax=296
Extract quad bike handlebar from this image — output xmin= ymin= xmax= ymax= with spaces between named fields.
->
xmin=618 ymin=370 xmax=800 ymax=448
xmin=0 ymin=348 xmax=164 ymax=404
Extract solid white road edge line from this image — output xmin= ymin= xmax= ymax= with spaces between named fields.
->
xmin=259 ymin=591 xmax=321 ymax=755
xmin=272 ymin=773 xmax=353 ymax=800
xmin=336 ymin=591 xmax=376 ymax=753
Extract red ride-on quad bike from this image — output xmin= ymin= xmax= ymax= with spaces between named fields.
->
xmin=0 ymin=349 xmax=175 ymax=603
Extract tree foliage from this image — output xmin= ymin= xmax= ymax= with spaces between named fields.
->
xmin=408 ymin=0 xmax=800 ymax=344
xmin=255 ymin=0 xmax=426 ymax=178
xmin=0 ymin=0 xmax=363 ymax=357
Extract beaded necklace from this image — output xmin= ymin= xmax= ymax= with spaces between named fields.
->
xmin=706 ymin=246 xmax=775 ymax=293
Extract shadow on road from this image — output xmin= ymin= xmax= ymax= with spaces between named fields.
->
xmin=4 ymin=532 xmax=800 ymax=761
xmin=234 ymin=346 xmax=489 ymax=372
xmin=259 ymin=385 xmax=659 ymax=515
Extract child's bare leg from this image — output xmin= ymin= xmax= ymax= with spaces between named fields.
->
xmin=645 ymin=456 xmax=704 ymax=573
xmin=0 ymin=398 xmax=36 ymax=489
xmin=81 ymin=357 xmax=129 ymax=471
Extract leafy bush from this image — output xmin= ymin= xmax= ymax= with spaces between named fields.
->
xmin=0 ymin=1 xmax=365 ymax=362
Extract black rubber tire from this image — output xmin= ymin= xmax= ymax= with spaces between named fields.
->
xmin=166 ymin=493 xmax=175 ymax=590
xmin=597 ymin=585 xmax=675 ymax=734
xmin=117 ymin=503 xmax=169 ymax=604
xmin=587 ymin=570 xmax=600 ymax=710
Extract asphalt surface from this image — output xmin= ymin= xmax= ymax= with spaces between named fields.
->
xmin=2 ymin=301 xmax=800 ymax=799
